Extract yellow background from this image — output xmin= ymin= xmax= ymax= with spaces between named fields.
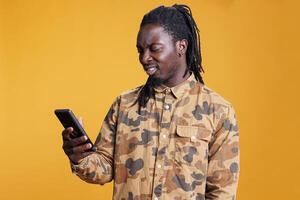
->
xmin=1 ymin=0 xmax=299 ymax=199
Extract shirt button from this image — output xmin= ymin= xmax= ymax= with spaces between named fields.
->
xmin=164 ymin=104 xmax=170 ymax=110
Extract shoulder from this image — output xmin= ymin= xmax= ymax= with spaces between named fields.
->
xmin=116 ymin=85 xmax=144 ymax=106
xmin=199 ymin=83 xmax=237 ymax=131
xmin=119 ymin=85 xmax=143 ymax=98
xmin=108 ymin=85 xmax=143 ymax=112
xmin=200 ymin=83 xmax=232 ymax=108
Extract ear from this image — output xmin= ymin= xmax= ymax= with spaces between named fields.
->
xmin=176 ymin=39 xmax=188 ymax=56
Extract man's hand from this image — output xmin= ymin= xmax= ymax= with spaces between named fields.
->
xmin=61 ymin=118 xmax=93 ymax=164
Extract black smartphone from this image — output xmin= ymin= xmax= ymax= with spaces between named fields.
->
xmin=54 ymin=109 xmax=96 ymax=152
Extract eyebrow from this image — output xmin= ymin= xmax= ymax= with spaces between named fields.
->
xmin=136 ymin=42 xmax=163 ymax=49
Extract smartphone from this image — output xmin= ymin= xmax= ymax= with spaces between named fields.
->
xmin=54 ymin=109 xmax=96 ymax=152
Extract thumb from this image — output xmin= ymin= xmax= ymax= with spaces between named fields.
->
xmin=78 ymin=117 xmax=84 ymax=127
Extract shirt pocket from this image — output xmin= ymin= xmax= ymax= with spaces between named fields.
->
xmin=174 ymin=125 xmax=212 ymax=168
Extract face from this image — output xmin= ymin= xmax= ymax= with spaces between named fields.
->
xmin=136 ymin=24 xmax=188 ymax=87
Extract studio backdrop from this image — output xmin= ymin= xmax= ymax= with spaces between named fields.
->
xmin=0 ymin=0 xmax=299 ymax=199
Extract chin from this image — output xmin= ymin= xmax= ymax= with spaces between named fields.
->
xmin=149 ymin=75 xmax=163 ymax=86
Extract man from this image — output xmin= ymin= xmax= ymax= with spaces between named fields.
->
xmin=62 ymin=4 xmax=239 ymax=200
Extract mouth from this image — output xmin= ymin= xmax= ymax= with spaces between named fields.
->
xmin=144 ymin=65 xmax=158 ymax=76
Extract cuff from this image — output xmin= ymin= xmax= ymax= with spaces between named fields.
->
xmin=69 ymin=158 xmax=88 ymax=174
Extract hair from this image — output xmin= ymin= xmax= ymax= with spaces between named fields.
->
xmin=137 ymin=4 xmax=205 ymax=112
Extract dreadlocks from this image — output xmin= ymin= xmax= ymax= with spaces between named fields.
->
xmin=137 ymin=4 xmax=205 ymax=112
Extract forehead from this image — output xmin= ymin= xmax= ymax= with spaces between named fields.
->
xmin=137 ymin=24 xmax=174 ymax=47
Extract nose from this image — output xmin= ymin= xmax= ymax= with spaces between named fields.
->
xmin=139 ymin=49 xmax=153 ymax=65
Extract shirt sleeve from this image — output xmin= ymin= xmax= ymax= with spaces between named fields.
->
xmin=205 ymin=105 xmax=240 ymax=200
xmin=70 ymin=96 xmax=120 ymax=185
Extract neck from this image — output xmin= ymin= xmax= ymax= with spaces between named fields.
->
xmin=163 ymin=71 xmax=191 ymax=88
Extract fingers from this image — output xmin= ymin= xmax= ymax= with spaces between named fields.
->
xmin=64 ymin=142 xmax=92 ymax=155
xmin=64 ymin=135 xmax=88 ymax=148
xmin=72 ymin=143 xmax=92 ymax=154
xmin=61 ymin=121 xmax=93 ymax=164
xmin=62 ymin=127 xmax=73 ymax=141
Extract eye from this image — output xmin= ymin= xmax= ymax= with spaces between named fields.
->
xmin=150 ymin=45 xmax=161 ymax=52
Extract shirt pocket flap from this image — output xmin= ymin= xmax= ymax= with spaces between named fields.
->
xmin=176 ymin=125 xmax=211 ymax=142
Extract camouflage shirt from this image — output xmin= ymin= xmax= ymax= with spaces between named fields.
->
xmin=71 ymin=74 xmax=240 ymax=200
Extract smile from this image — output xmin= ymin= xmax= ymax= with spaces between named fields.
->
xmin=144 ymin=66 xmax=158 ymax=76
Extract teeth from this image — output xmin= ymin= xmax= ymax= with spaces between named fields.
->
xmin=147 ymin=67 xmax=155 ymax=73
xmin=146 ymin=67 xmax=157 ymax=75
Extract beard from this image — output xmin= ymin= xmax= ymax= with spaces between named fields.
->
xmin=148 ymin=76 xmax=163 ymax=87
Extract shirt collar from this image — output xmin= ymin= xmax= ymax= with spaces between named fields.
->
xmin=153 ymin=73 xmax=200 ymax=99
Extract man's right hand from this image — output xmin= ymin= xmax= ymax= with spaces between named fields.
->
xmin=62 ymin=127 xmax=93 ymax=164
